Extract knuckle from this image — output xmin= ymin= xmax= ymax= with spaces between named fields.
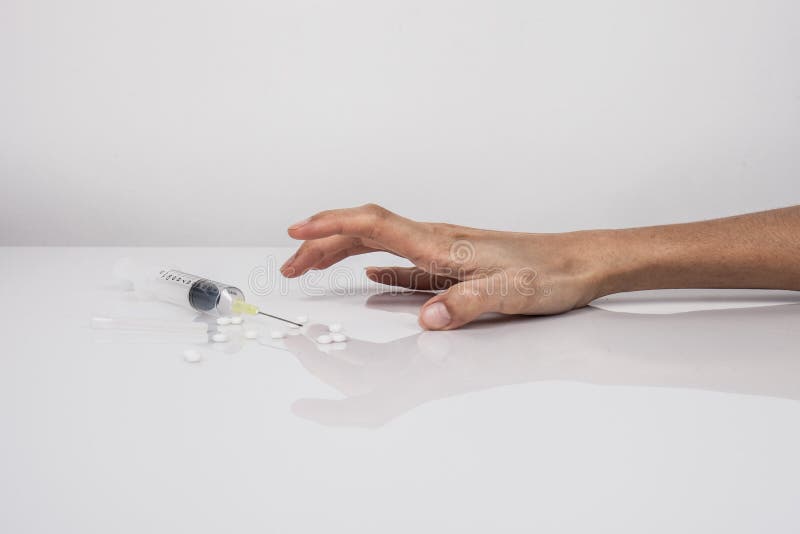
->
xmin=301 ymin=242 xmax=324 ymax=259
xmin=310 ymin=209 xmax=333 ymax=222
xmin=361 ymin=204 xmax=391 ymax=241
xmin=362 ymin=203 xmax=390 ymax=220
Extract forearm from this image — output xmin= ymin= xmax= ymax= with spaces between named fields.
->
xmin=590 ymin=206 xmax=800 ymax=297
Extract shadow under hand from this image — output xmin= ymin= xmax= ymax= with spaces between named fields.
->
xmin=284 ymin=294 xmax=800 ymax=428
xmin=365 ymin=290 xmax=433 ymax=315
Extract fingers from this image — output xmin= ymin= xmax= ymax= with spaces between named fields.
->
xmin=286 ymin=204 xmax=432 ymax=264
xmin=418 ymin=276 xmax=508 ymax=330
xmin=281 ymin=235 xmax=381 ymax=277
xmin=365 ymin=266 xmax=457 ymax=291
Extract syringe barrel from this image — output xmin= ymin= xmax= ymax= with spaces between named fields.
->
xmin=152 ymin=269 xmax=245 ymax=317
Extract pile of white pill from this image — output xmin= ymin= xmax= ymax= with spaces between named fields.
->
xmin=210 ymin=316 xmax=252 ymax=343
xmin=316 ymin=323 xmax=347 ymax=345
xmin=207 ymin=314 xmax=345 ymax=347
xmin=217 ymin=316 xmax=245 ymax=326
xmin=187 ymin=313 xmax=352 ymax=363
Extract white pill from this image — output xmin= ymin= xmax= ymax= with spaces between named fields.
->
xmin=230 ymin=316 xmax=243 ymax=325
xmin=331 ymin=332 xmax=347 ymax=343
xmin=183 ymin=349 xmax=202 ymax=363
xmin=270 ymin=330 xmax=285 ymax=339
xmin=296 ymin=315 xmax=308 ymax=324
xmin=216 ymin=317 xmax=231 ymax=326
xmin=244 ymin=329 xmax=259 ymax=339
xmin=211 ymin=333 xmax=229 ymax=343
xmin=288 ymin=322 xmax=300 ymax=329
xmin=328 ymin=323 xmax=343 ymax=333
xmin=316 ymin=334 xmax=333 ymax=344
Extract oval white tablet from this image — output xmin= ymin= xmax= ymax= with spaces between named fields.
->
xmin=331 ymin=333 xmax=347 ymax=343
xmin=211 ymin=333 xmax=229 ymax=343
xmin=230 ymin=316 xmax=243 ymax=325
xmin=244 ymin=329 xmax=259 ymax=339
xmin=183 ymin=349 xmax=202 ymax=363
xmin=328 ymin=323 xmax=343 ymax=333
xmin=296 ymin=315 xmax=308 ymax=324
xmin=270 ymin=330 xmax=285 ymax=339
xmin=216 ymin=317 xmax=231 ymax=326
xmin=316 ymin=334 xmax=333 ymax=344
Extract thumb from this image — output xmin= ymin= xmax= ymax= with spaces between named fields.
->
xmin=418 ymin=278 xmax=503 ymax=330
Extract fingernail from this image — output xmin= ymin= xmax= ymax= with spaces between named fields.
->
xmin=421 ymin=302 xmax=451 ymax=329
xmin=280 ymin=252 xmax=297 ymax=271
xmin=288 ymin=218 xmax=311 ymax=230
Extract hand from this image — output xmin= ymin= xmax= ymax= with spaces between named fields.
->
xmin=280 ymin=204 xmax=609 ymax=330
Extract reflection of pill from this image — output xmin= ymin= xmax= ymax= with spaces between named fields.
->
xmin=331 ymin=333 xmax=347 ymax=343
xmin=316 ymin=334 xmax=333 ymax=344
xmin=296 ymin=315 xmax=308 ymax=324
xmin=211 ymin=333 xmax=229 ymax=342
xmin=183 ymin=349 xmax=202 ymax=363
xmin=231 ymin=316 xmax=243 ymax=325
xmin=270 ymin=330 xmax=285 ymax=339
xmin=216 ymin=317 xmax=231 ymax=326
xmin=328 ymin=323 xmax=343 ymax=333
xmin=244 ymin=329 xmax=259 ymax=339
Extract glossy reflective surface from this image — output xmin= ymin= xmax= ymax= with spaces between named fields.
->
xmin=2 ymin=248 xmax=800 ymax=533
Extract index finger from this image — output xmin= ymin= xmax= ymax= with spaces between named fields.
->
xmin=287 ymin=204 xmax=430 ymax=263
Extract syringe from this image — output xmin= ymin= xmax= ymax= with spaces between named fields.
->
xmin=115 ymin=261 xmax=301 ymax=326
xmin=155 ymin=269 xmax=301 ymax=325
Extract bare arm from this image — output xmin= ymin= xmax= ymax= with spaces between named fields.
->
xmin=593 ymin=206 xmax=800 ymax=296
xmin=281 ymin=204 xmax=800 ymax=330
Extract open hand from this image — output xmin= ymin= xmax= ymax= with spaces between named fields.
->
xmin=280 ymin=204 xmax=609 ymax=330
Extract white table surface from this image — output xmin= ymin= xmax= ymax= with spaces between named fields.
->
xmin=2 ymin=247 xmax=800 ymax=533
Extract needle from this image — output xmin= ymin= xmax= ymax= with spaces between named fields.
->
xmin=231 ymin=300 xmax=303 ymax=327
xmin=257 ymin=311 xmax=303 ymax=327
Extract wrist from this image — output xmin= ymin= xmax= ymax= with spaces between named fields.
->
xmin=581 ymin=229 xmax=648 ymax=300
xmin=584 ymin=226 xmax=708 ymax=298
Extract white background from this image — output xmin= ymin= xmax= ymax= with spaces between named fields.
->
xmin=1 ymin=0 xmax=798 ymax=245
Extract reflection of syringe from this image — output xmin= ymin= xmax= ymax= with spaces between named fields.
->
xmin=115 ymin=261 xmax=301 ymax=326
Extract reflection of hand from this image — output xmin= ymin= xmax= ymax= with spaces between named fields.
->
xmin=284 ymin=301 xmax=800 ymax=428
xmin=280 ymin=204 xmax=608 ymax=330
xmin=282 ymin=324 xmax=427 ymax=427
